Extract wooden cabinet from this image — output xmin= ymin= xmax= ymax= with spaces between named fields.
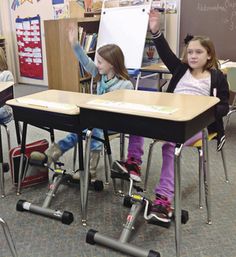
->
xmin=44 ymin=17 xmax=100 ymax=92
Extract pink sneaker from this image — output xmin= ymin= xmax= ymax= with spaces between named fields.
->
xmin=150 ymin=194 xmax=173 ymax=223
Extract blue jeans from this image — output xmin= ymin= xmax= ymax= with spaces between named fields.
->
xmin=57 ymin=128 xmax=103 ymax=153
xmin=0 ymin=105 xmax=13 ymax=124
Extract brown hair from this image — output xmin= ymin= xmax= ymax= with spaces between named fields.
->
xmin=182 ymin=36 xmax=219 ymax=71
xmin=97 ymin=44 xmax=129 ymax=80
xmin=0 ymin=47 xmax=8 ymax=71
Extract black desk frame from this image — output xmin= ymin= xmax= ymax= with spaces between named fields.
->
xmin=10 ymin=106 xmax=84 ymax=194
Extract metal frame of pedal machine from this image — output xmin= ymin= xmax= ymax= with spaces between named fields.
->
xmin=15 ymin=124 xmax=104 ymax=225
xmin=86 ymin=175 xmax=161 ymax=257
xmin=85 ymin=131 xmax=189 ymax=257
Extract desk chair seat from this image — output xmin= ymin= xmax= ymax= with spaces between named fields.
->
xmin=0 ymin=217 xmax=18 ymax=257
xmin=144 ymin=132 xmax=229 ymax=209
xmin=224 ymin=67 xmax=236 ymax=129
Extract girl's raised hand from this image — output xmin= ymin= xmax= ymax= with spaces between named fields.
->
xmin=68 ymin=23 xmax=78 ymax=46
xmin=149 ymin=10 xmax=161 ymax=34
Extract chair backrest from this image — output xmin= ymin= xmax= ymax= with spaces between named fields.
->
xmin=227 ymin=67 xmax=236 ymax=93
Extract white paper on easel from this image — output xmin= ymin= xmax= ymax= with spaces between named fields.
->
xmin=96 ymin=3 xmax=152 ymax=69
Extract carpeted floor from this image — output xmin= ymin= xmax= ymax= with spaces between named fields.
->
xmin=0 ymin=84 xmax=236 ymax=257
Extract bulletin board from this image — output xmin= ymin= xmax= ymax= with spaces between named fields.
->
xmin=15 ymin=15 xmax=43 ymax=79
xmin=96 ymin=3 xmax=152 ymax=69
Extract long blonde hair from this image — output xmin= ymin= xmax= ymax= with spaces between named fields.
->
xmin=97 ymin=44 xmax=129 ymax=80
xmin=0 ymin=47 xmax=8 ymax=71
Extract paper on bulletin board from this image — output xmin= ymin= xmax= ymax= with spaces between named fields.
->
xmin=15 ymin=15 xmax=43 ymax=80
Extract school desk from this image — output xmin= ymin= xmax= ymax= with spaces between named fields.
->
xmin=140 ymin=61 xmax=236 ymax=90
xmin=139 ymin=63 xmax=170 ymax=91
xmin=0 ymin=82 xmax=14 ymax=197
xmin=6 ymin=90 xmax=96 ymax=198
xmin=79 ymin=89 xmax=219 ymax=257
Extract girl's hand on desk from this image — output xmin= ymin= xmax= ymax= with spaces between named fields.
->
xmin=68 ymin=23 xmax=79 ymax=47
xmin=149 ymin=9 xmax=161 ymax=34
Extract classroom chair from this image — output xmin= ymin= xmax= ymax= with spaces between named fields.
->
xmin=0 ymin=123 xmax=11 ymax=156
xmin=0 ymin=217 xmax=18 ymax=257
xmin=224 ymin=67 xmax=236 ymax=130
xmin=0 ymin=122 xmax=12 ymax=197
xmin=144 ymin=132 xmax=228 ymax=209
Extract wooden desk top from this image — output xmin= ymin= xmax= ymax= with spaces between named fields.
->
xmin=80 ymin=89 xmax=219 ymax=122
xmin=140 ymin=63 xmax=169 ymax=73
xmin=0 ymin=81 xmax=14 ymax=107
xmin=141 ymin=61 xmax=236 ymax=74
xmin=7 ymin=89 xmax=96 ymax=115
xmin=0 ymin=81 xmax=14 ymax=92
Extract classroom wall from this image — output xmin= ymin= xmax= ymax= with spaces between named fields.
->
xmin=10 ymin=1 xmax=54 ymax=86
xmin=1 ymin=0 xmax=179 ymax=87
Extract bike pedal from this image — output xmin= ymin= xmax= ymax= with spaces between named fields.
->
xmin=3 ymin=163 xmax=9 ymax=173
xmin=147 ymin=217 xmax=171 ymax=228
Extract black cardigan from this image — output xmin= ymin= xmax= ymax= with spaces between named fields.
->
xmin=152 ymin=33 xmax=229 ymax=139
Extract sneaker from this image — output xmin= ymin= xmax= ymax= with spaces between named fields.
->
xmin=45 ymin=143 xmax=62 ymax=166
xmin=150 ymin=194 xmax=173 ymax=223
xmin=112 ymin=158 xmax=142 ymax=182
xmin=217 ymin=134 xmax=225 ymax=151
xmin=89 ymin=150 xmax=100 ymax=179
xmin=0 ymin=106 xmax=13 ymax=125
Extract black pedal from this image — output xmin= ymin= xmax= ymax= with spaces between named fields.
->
xmin=133 ymin=184 xmax=143 ymax=192
xmin=3 ymin=162 xmax=9 ymax=173
xmin=147 ymin=217 xmax=171 ymax=228
xmin=172 ymin=209 xmax=189 ymax=224
xmin=110 ymin=169 xmax=130 ymax=181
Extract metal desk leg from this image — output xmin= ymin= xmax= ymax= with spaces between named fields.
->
xmin=81 ymin=129 xmax=93 ymax=226
xmin=0 ymin=126 xmax=5 ymax=197
xmin=17 ymin=122 xmax=27 ymax=195
xmin=174 ymin=143 xmax=183 ymax=257
xmin=14 ymin=120 xmax=21 ymax=145
xmin=103 ymin=130 xmax=112 ymax=185
xmin=202 ymin=128 xmax=212 ymax=224
xmin=0 ymin=218 xmax=18 ymax=257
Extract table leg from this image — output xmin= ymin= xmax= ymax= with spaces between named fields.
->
xmin=14 ymin=120 xmax=21 ymax=145
xmin=0 ymin=217 xmax=18 ymax=257
xmin=202 ymin=128 xmax=212 ymax=224
xmin=0 ymin=126 xmax=5 ymax=197
xmin=174 ymin=143 xmax=183 ymax=257
xmin=81 ymin=129 xmax=93 ymax=226
xmin=103 ymin=130 xmax=112 ymax=185
xmin=17 ymin=122 xmax=27 ymax=195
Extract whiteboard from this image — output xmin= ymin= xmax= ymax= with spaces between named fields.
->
xmin=96 ymin=4 xmax=152 ymax=69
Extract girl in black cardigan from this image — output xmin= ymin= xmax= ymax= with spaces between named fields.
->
xmin=148 ymin=10 xmax=229 ymax=222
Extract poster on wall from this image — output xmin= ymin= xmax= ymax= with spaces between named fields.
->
xmin=15 ymin=15 xmax=43 ymax=79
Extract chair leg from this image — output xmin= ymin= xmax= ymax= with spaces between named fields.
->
xmin=2 ymin=124 xmax=11 ymax=153
xmin=220 ymin=147 xmax=229 ymax=183
xmin=144 ymin=139 xmax=158 ymax=192
xmin=0 ymin=218 xmax=18 ymax=257
xmin=224 ymin=109 xmax=236 ymax=130
xmin=72 ymin=145 xmax=77 ymax=171
xmin=198 ymin=148 xmax=204 ymax=209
